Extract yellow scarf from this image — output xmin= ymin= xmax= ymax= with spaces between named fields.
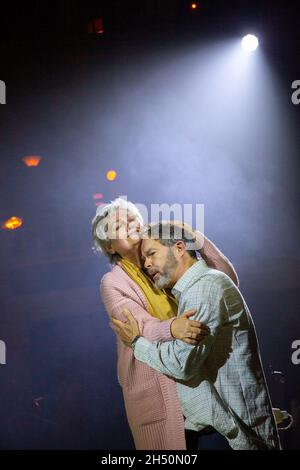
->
xmin=120 ymin=258 xmax=178 ymax=321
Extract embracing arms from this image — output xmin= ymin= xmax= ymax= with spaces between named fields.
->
xmin=100 ymin=274 xmax=208 ymax=344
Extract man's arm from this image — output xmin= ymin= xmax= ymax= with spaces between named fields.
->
xmin=101 ymin=273 xmax=208 ymax=345
xmin=133 ymin=276 xmax=228 ymax=382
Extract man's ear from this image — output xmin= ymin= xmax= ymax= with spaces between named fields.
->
xmin=174 ymin=240 xmax=186 ymax=257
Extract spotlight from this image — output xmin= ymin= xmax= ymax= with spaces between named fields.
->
xmin=241 ymin=34 xmax=259 ymax=52
xmin=191 ymin=3 xmax=198 ymax=10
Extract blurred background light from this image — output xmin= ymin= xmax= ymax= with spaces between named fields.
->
xmin=22 ymin=155 xmax=42 ymax=167
xmin=93 ymin=193 xmax=104 ymax=206
xmin=106 ymin=170 xmax=117 ymax=181
xmin=2 ymin=216 xmax=23 ymax=230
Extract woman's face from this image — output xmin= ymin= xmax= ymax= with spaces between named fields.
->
xmin=107 ymin=209 xmax=142 ymax=258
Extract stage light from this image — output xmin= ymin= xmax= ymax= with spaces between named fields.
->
xmin=87 ymin=18 xmax=104 ymax=35
xmin=93 ymin=193 xmax=104 ymax=199
xmin=106 ymin=170 xmax=117 ymax=181
xmin=93 ymin=193 xmax=104 ymax=206
xmin=22 ymin=155 xmax=42 ymax=167
xmin=241 ymin=34 xmax=259 ymax=52
xmin=191 ymin=3 xmax=198 ymax=10
xmin=2 ymin=216 xmax=23 ymax=230
xmin=94 ymin=18 xmax=104 ymax=35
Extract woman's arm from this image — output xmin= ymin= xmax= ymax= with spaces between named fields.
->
xmin=197 ymin=231 xmax=239 ymax=287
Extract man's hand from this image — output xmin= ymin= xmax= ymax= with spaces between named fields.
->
xmin=171 ymin=310 xmax=210 ymax=345
xmin=111 ymin=309 xmax=140 ymax=347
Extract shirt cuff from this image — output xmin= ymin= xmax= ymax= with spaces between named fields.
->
xmin=133 ymin=336 xmax=152 ymax=362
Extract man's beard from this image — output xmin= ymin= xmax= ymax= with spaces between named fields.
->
xmin=153 ymin=249 xmax=178 ymax=289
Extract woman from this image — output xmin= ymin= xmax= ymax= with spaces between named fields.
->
xmin=92 ymin=197 xmax=239 ymax=450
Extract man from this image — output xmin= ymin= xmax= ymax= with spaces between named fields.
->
xmin=112 ymin=222 xmax=281 ymax=450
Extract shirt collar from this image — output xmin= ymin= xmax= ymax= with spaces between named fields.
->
xmin=171 ymin=259 xmax=208 ymax=300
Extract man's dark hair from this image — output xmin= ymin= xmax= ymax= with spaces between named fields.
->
xmin=143 ymin=222 xmax=198 ymax=260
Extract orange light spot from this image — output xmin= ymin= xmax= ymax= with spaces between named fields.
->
xmin=191 ymin=2 xmax=198 ymax=9
xmin=106 ymin=170 xmax=117 ymax=181
xmin=22 ymin=155 xmax=42 ymax=167
xmin=2 ymin=216 xmax=23 ymax=230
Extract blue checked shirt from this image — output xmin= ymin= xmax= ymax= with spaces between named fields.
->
xmin=133 ymin=260 xmax=280 ymax=450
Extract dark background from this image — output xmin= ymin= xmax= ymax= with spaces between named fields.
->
xmin=0 ymin=0 xmax=299 ymax=449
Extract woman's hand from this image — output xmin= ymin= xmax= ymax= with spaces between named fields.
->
xmin=170 ymin=310 xmax=210 ymax=345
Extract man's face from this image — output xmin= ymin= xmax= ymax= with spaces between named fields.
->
xmin=141 ymin=238 xmax=179 ymax=289
xmin=107 ymin=209 xmax=142 ymax=258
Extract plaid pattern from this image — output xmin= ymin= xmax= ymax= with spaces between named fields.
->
xmin=134 ymin=260 xmax=281 ymax=450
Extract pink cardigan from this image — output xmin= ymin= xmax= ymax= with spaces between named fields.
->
xmin=100 ymin=237 xmax=238 ymax=450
